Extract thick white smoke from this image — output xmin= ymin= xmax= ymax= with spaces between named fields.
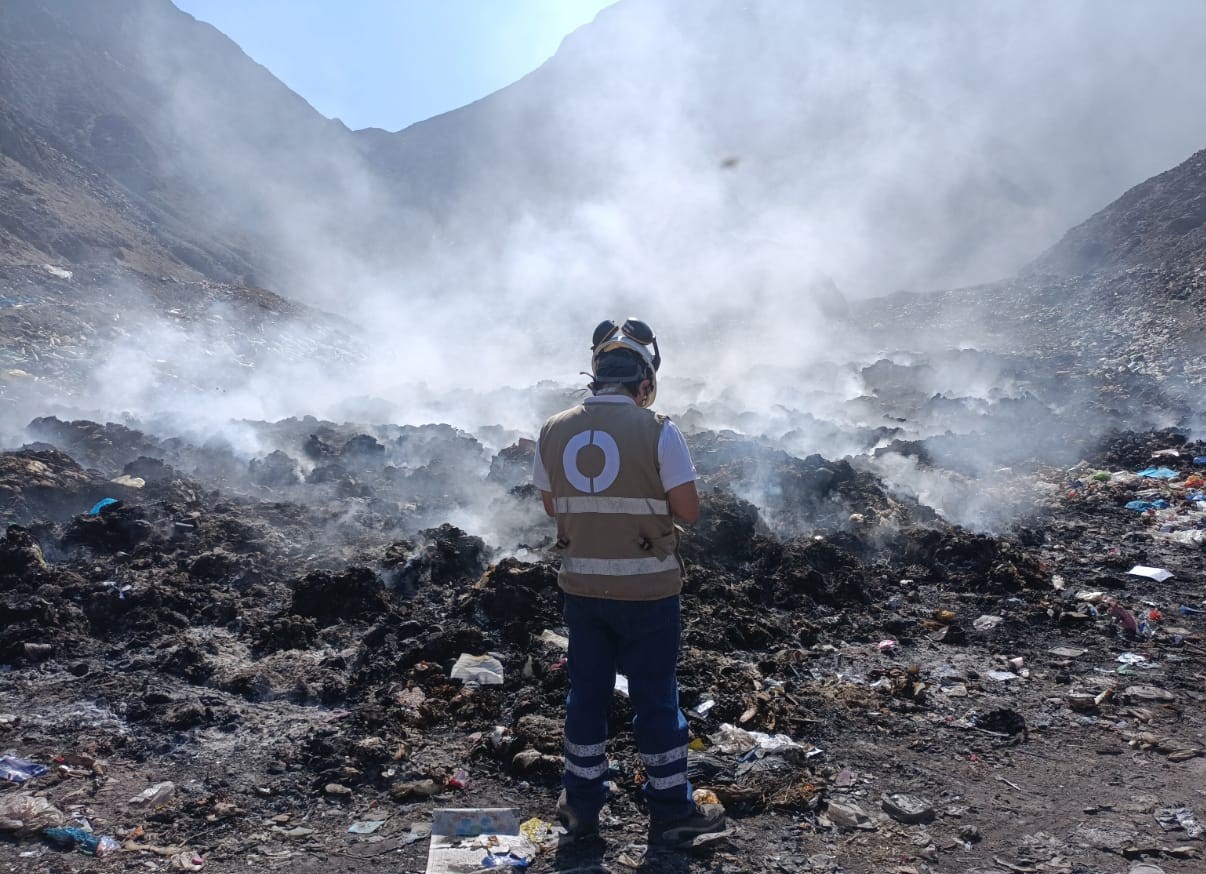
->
xmin=7 ymin=0 xmax=1206 ymax=534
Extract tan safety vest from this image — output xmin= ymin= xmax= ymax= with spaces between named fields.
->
xmin=539 ymin=399 xmax=682 ymax=600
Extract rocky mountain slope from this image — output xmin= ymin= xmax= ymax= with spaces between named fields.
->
xmin=854 ymin=145 xmax=1206 ymax=400
xmin=1030 ymin=148 xmax=1206 ymax=279
xmin=5 ymin=0 xmax=1206 ymax=312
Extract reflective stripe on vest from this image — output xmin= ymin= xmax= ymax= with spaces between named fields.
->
xmin=560 ymin=555 xmax=679 ymax=576
xmin=554 ymin=496 xmax=669 ymax=515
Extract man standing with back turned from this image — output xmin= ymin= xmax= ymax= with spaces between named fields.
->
xmin=533 ymin=317 xmax=727 ymax=848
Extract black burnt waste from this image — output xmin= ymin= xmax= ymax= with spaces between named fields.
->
xmin=2 ymin=409 xmax=1205 ymax=873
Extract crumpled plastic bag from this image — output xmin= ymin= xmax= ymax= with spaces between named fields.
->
xmin=128 ymin=781 xmax=175 ymax=807
xmin=450 ymin=654 xmax=504 ymax=686
xmin=0 ymin=755 xmax=48 ymax=784
xmin=0 ymin=793 xmax=65 ymax=835
xmin=709 ymin=723 xmax=816 ymax=762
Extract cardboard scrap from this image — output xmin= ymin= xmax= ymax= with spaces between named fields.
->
xmin=425 ymin=808 xmax=539 ymax=874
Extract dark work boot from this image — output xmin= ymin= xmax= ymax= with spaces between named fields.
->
xmin=648 ymin=802 xmax=727 ymax=848
xmin=556 ymin=790 xmax=600 ymax=840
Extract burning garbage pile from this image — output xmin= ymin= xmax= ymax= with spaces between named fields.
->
xmin=1 ymin=414 xmax=1205 ymax=873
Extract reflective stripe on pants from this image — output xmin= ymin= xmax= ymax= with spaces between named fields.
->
xmin=561 ymin=594 xmax=694 ymax=824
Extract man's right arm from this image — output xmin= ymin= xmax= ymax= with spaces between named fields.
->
xmin=659 ymin=421 xmax=700 ymax=523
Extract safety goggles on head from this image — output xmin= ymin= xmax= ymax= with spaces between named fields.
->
xmin=591 ymin=317 xmax=661 ymax=372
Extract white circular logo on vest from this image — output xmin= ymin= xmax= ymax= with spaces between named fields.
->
xmin=562 ymin=429 xmax=621 ymax=493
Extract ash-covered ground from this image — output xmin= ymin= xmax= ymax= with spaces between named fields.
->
xmin=1 ymin=335 xmax=1204 ymax=874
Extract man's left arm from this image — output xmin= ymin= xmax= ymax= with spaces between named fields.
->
xmin=533 ymin=439 xmax=555 ymax=517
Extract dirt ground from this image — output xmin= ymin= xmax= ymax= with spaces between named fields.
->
xmin=1 ymin=418 xmax=1204 ymax=874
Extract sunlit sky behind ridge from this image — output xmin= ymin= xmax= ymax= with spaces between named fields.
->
xmin=173 ymin=0 xmax=619 ymax=131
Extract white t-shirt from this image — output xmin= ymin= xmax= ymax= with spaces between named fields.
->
xmin=532 ymin=394 xmax=697 ymax=493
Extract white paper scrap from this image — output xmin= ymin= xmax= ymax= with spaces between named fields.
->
xmin=1127 ymin=565 xmax=1173 ymax=583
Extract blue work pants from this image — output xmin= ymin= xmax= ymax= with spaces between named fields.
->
xmin=561 ymin=593 xmax=694 ymax=823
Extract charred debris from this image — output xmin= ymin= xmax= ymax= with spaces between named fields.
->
xmin=0 ymin=407 xmax=1204 ymax=872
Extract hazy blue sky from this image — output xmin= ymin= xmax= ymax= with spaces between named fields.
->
xmin=172 ymin=0 xmax=618 ymax=131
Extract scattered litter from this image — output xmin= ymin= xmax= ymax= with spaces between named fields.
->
xmin=88 ymin=498 xmax=119 ymax=515
xmin=1050 ymin=646 xmax=1087 ymax=658
xmin=1126 ymin=499 xmax=1170 ymax=511
xmin=1117 ymin=652 xmax=1147 ymax=665
xmin=986 ymin=670 xmax=1021 ymax=682
xmin=687 ymin=698 xmax=716 ymax=719
xmin=1128 ymin=865 xmax=1167 ymax=874
xmin=128 ymin=781 xmax=175 ymax=807
xmin=710 ymin=723 xmax=820 ymax=760
xmin=973 ymin=615 xmax=1004 ymax=631
xmin=425 ymin=808 xmax=534 ymax=874
xmin=1155 ymin=806 xmax=1203 ymax=839
xmin=0 ymin=794 xmax=64 ymax=834
xmin=518 ymin=817 xmax=554 ymax=845
xmin=881 ymin=792 xmax=936 ymax=824
xmin=278 ymin=826 xmax=314 ymax=838
xmin=536 ymin=630 xmax=568 ymax=650
xmin=1121 ymin=685 xmax=1176 ymax=703
xmin=1128 ymin=566 xmax=1174 ymax=583
xmin=169 ymin=851 xmax=205 ymax=870
xmin=348 ymin=818 xmax=387 ymax=834
xmin=450 ymin=654 xmax=504 ymax=686
xmin=481 ymin=852 xmax=531 ymax=868
xmin=0 ymin=756 xmax=48 ymax=784
xmin=1108 ymin=602 xmax=1141 ymax=635
xmin=825 ymin=800 xmax=876 ymax=830
xmin=614 ymin=674 xmax=630 ymax=697
xmin=1136 ymin=467 xmax=1178 ymax=479
xmin=402 ymin=822 xmax=432 ymax=845
xmin=43 ymin=826 xmax=120 ymax=856
xmin=110 ymin=474 xmax=145 ymax=488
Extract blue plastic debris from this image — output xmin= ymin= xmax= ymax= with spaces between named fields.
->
xmin=0 ymin=755 xmax=48 ymax=783
xmin=1195 ymin=456 xmax=1206 ymax=466
xmin=481 ymin=853 xmax=531 ymax=869
xmin=88 ymin=498 xmax=119 ymax=516
xmin=1136 ymin=467 xmax=1178 ymax=479
xmin=42 ymin=826 xmax=119 ymax=856
xmin=1125 ymin=500 xmax=1170 ymax=511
